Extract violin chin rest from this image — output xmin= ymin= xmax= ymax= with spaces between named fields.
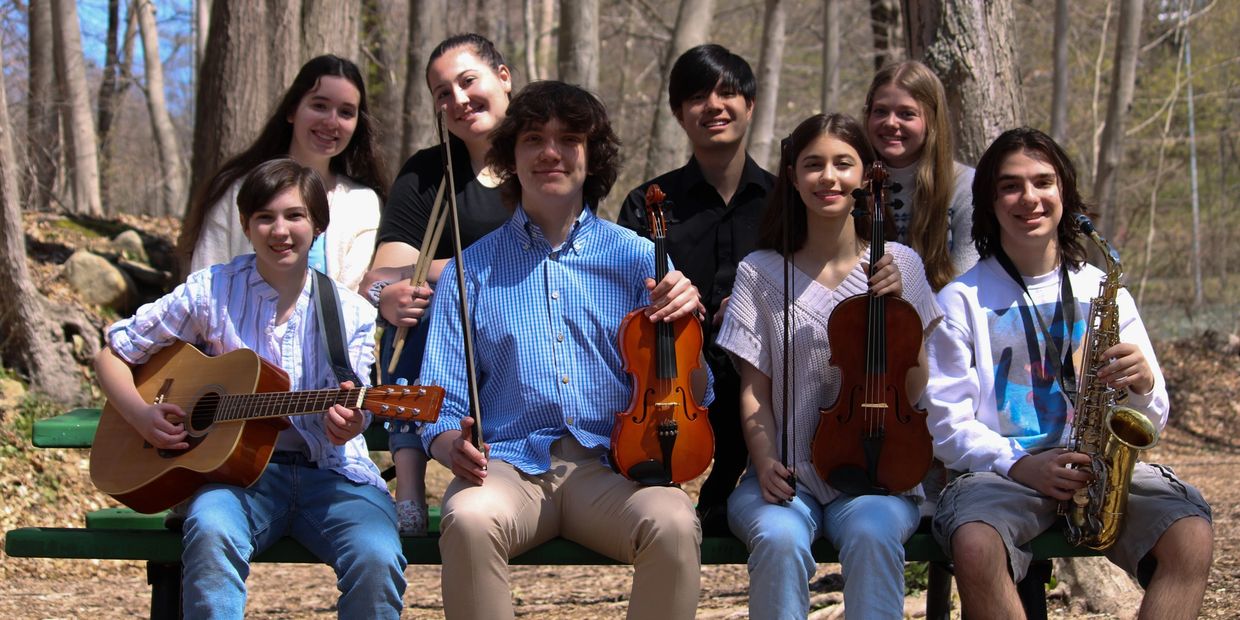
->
xmin=826 ymin=466 xmax=891 ymax=497
xmin=626 ymin=460 xmax=673 ymax=487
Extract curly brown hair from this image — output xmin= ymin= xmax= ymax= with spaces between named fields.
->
xmin=486 ymin=81 xmax=622 ymax=209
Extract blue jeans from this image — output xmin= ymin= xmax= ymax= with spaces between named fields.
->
xmin=727 ymin=472 xmax=919 ymax=620
xmin=181 ymin=456 xmax=406 ymax=619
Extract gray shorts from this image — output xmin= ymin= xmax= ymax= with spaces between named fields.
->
xmin=932 ymin=462 xmax=1211 ymax=583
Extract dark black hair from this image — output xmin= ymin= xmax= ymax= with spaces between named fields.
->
xmin=971 ymin=127 xmax=1091 ymax=268
xmin=237 ymin=158 xmax=330 ymax=234
xmin=487 ymin=81 xmax=622 ymax=209
xmin=667 ymin=44 xmax=757 ymax=113
xmin=756 ymin=113 xmax=877 ymax=255
xmin=179 ymin=55 xmax=385 ymax=261
xmin=426 ymin=33 xmax=508 ymax=85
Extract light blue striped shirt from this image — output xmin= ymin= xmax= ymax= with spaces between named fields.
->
xmin=419 ymin=206 xmax=715 ymax=475
xmin=106 ymin=254 xmax=386 ymax=490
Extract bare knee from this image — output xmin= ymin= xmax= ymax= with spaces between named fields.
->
xmin=1151 ymin=516 xmax=1213 ymax=578
xmin=952 ymin=522 xmax=1009 ymax=577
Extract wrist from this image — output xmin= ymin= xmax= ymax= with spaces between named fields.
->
xmin=367 ymin=279 xmax=393 ymax=308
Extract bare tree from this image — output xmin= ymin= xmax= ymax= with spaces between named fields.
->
xmin=51 ymin=0 xmax=104 ymax=216
xmin=196 ymin=0 xmax=210 ymax=70
xmin=1093 ymin=0 xmax=1145 ymax=241
xmin=0 ymin=43 xmax=91 ymax=402
xmin=188 ymin=0 xmax=289 ymax=214
xmin=96 ymin=0 xmax=124 ymax=201
xmin=643 ymin=0 xmax=716 ymax=180
xmin=748 ymin=0 xmax=787 ymax=170
xmin=1050 ymin=0 xmax=1070 ymax=143
xmin=821 ymin=0 xmax=841 ymax=113
xmin=904 ymin=0 xmax=1025 ymax=165
xmin=538 ymin=0 xmax=555 ymax=79
xmin=302 ymin=0 xmax=362 ymax=61
xmin=136 ymin=0 xmax=187 ymax=217
xmin=523 ymin=0 xmax=538 ymax=80
xmin=363 ymin=0 xmax=410 ymax=170
xmin=401 ymin=0 xmax=446 ymax=160
xmin=26 ymin=0 xmax=58 ymax=212
xmin=870 ymin=0 xmax=903 ymax=70
xmin=558 ymin=0 xmax=599 ymax=92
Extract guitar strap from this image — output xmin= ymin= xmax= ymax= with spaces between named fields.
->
xmin=311 ymin=269 xmax=364 ymax=386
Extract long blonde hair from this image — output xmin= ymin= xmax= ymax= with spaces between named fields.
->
xmin=864 ymin=60 xmax=956 ymax=290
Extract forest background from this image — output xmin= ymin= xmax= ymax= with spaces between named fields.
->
xmin=0 ymin=1 xmax=1237 ymax=617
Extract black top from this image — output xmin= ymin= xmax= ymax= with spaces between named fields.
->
xmin=619 ymin=154 xmax=775 ymax=327
xmin=377 ymin=135 xmax=510 ymax=259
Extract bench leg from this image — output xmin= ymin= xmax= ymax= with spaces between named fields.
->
xmin=926 ymin=561 xmax=953 ymax=620
xmin=1017 ymin=559 xmax=1052 ymax=620
xmin=147 ymin=561 xmax=182 ymax=620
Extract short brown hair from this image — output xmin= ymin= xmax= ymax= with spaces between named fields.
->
xmin=486 ymin=81 xmax=622 ymax=209
xmin=237 ymin=158 xmax=330 ymax=234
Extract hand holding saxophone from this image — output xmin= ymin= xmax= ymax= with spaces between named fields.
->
xmin=1094 ymin=342 xmax=1155 ymax=395
xmin=1008 ymin=449 xmax=1093 ymax=501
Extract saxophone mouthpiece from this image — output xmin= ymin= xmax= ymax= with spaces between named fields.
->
xmin=1075 ymin=214 xmax=1097 ymax=235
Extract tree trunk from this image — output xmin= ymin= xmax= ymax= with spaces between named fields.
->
xmin=401 ymin=0 xmax=446 ymax=160
xmin=904 ymin=0 xmax=1025 ymax=166
xmin=96 ymin=0 xmax=122 ymax=206
xmin=643 ymin=0 xmax=716 ymax=180
xmin=1053 ymin=557 xmax=1142 ymax=617
xmin=50 ymin=0 xmax=104 ymax=216
xmin=747 ymin=0 xmax=787 ymax=170
xmin=821 ymin=0 xmax=841 ymax=113
xmin=136 ymin=0 xmax=186 ymax=218
xmin=523 ymin=0 xmax=538 ymax=81
xmin=558 ymin=0 xmax=599 ymax=92
xmin=26 ymin=0 xmax=58 ymax=212
xmin=538 ymin=0 xmax=555 ymax=80
xmin=1092 ymin=0 xmax=1144 ymax=241
xmin=870 ymin=0 xmax=903 ymax=70
xmin=302 ymin=0 xmax=361 ymax=61
xmin=269 ymin=1 xmax=302 ymax=100
xmin=195 ymin=0 xmax=210 ymax=70
xmin=363 ymin=0 xmax=409 ymax=170
xmin=0 ymin=43 xmax=92 ymax=404
xmin=189 ymin=0 xmax=286 ymax=216
xmin=1049 ymin=0 xmax=1070 ymax=143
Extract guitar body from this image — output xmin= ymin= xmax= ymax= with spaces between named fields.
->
xmin=91 ymin=341 xmax=291 ymax=514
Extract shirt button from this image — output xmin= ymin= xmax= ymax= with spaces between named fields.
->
xmin=556 ymin=333 xmax=565 ymax=343
xmin=566 ymin=417 xmax=574 ymax=426
xmin=561 ymin=375 xmax=570 ymax=384
xmin=551 ymin=291 xmax=559 ymax=300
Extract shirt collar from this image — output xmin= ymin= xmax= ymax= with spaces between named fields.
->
xmin=509 ymin=204 xmax=596 ymax=255
xmin=246 ymin=258 xmax=313 ymax=303
xmin=683 ymin=153 xmax=771 ymax=200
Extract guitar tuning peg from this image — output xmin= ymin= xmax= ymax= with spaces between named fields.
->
xmin=888 ymin=182 xmax=903 ymax=193
xmin=890 ymin=199 xmax=905 ymax=210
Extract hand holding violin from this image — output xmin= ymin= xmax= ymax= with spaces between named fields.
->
xmin=866 ymin=253 xmax=903 ymax=298
xmin=644 ymin=270 xmax=704 ymax=323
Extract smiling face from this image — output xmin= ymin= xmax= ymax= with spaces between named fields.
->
xmin=243 ymin=187 xmax=317 ymax=278
xmin=427 ymin=46 xmax=512 ymax=146
xmin=676 ymin=80 xmax=754 ymax=152
xmin=513 ymin=118 xmax=588 ymax=211
xmin=866 ymin=83 xmax=928 ymax=169
xmin=286 ymin=76 xmax=360 ymax=169
xmin=994 ymin=149 xmax=1064 ymax=257
xmin=791 ymin=133 xmax=865 ymax=223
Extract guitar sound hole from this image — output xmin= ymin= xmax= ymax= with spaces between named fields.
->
xmin=189 ymin=391 xmax=222 ymax=433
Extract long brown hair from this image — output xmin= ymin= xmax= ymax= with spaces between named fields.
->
xmin=756 ymin=113 xmax=876 ymax=255
xmin=864 ymin=60 xmax=955 ymax=289
xmin=177 ymin=55 xmax=388 ymax=267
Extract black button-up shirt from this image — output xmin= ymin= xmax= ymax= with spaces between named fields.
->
xmin=618 ymin=155 xmax=775 ymax=332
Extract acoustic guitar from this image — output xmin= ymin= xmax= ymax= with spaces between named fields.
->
xmin=90 ymin=341 xmax=443 ymax=513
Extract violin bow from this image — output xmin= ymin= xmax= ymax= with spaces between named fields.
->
xmin=779 ymin=135 xmax=797 ymax=490
xmin=435 ymin=106 xmax=487 ymax=454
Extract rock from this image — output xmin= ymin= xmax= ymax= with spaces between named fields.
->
xmin=62 ymin=250 xmax=133 ymax=311
xmin=112 ymin=229 xmax=148 ymax=263
xmin=0 ymin=377 xmax=26 ymax=413
xmin=117 ymin=257 xmax=172 ymax=288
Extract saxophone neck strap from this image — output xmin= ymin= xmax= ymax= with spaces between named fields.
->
xmin=993 ymin=247 xmax=1078 ymax=401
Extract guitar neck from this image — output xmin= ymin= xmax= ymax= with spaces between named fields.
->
xmin=213 ymin=388 xmax=366 ymax=423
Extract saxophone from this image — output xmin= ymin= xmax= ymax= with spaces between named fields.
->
xmin=1062 ymin=214 xmax=1160 ymax=550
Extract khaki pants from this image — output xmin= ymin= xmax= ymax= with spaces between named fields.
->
xmin=438 ymin=436 xmax=702 ymax=619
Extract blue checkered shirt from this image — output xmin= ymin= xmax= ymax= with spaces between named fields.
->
xmin=419 ymin=206 xmax=715 ymax=474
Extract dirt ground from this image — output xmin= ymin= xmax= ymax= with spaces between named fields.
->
xmin=2 ymin=215 xmax=1238 ymax=618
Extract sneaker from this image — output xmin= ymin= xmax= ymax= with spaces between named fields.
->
xmin=396 ymin=500 xmax=428 ymax=537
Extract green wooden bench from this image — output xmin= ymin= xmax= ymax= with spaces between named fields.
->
xmin=6 ymin=409 xmax=1098 ymax=619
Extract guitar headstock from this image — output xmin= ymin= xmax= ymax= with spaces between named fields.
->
xmin=363 ymin=384 xmax=445 ymax=423
xmin=644 ymin=184 xmax=669 ymax=240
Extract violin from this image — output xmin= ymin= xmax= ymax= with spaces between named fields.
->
xmin=610 ymin=185 xmax=714 ymax=486
xmin=811 ymin=162 xmax=932 ymax=495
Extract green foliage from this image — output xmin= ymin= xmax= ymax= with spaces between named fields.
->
xmin=904 ymin=561 xmax=930 ymax=594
